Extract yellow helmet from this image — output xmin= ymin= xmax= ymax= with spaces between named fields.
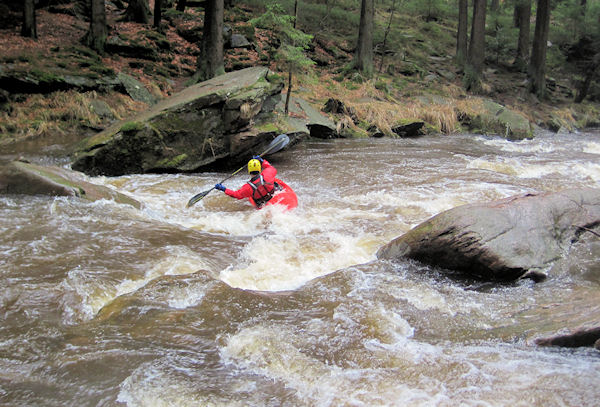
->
xmin=248 ymin=159 xmax=261 ymax=173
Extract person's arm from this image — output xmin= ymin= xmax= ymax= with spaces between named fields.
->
xmin=260 ymin=159 xmax=277 ymax=181
xmin=224 ymin=183 xmax=253 ymax=200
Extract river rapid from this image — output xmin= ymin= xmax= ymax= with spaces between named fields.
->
xmin=1 ymin=131 xmax=600 ymax=406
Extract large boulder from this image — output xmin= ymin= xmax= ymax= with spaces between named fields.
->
xmin=72 ymin=67 xmax=286 ymax=176
xmin=0 ymin=159 xmax=141 ymax=208
xmin=72 ymin=67 xmax=337 ymax=176
xmin=377 ymin=188 xmax=600 ymax=281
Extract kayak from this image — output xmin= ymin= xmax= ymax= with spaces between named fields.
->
xmin=249 ymin=178 xmax=298 ymax=210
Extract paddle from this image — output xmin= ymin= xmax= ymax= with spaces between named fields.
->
xmin=186 ymin=134 xmax=290 ymax=208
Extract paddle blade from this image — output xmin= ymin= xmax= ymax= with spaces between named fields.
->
xmin=262 ymin=134 xmax=290 ymax=156
xmin=186 ymin=188 xmax=213 ymax=208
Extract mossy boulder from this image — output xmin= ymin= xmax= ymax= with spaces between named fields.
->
xmin=72 ymin=67 xmax=286 ymax=175
xmin=461 ymin=99 xmax=534 ymax=140
xmin=117 ymin=72 xmax=157 ymax=104
xmin=0 ymin=159 xmax=141 ymax=208
xmin=72 ymin=67 xmax=336 ymax=175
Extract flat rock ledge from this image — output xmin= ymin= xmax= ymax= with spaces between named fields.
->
xmin=0 ymin=159 xmax=141 ymax=208
xmin=377 ymin=188 xmax=600 ymax=281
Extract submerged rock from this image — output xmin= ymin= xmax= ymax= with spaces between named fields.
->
xmin=0 ymin=159 xmax=141 ymax=208
xmin=377 ymin=188 xmax=600 ymax=281
xmin=392 ymin=121 xmax=425 ymax=138
xmin=535 ymin=326 xmax=600 ymax=349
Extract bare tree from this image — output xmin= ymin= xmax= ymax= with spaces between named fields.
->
xmin=355 ymin=0 xmax=374 ymax=77
xmin=285 ymin=0 xmax=299 ymax=115
xmin=465 ymin=0 xmax=486 ymax=91
xmin=490 ymin=0 xmax=500 ymax=12
xmin=513 ymin=0 xmax=531 ymax=72
xmin=154 ymin=0 xmax=162 ymax=28
xmin=456 ymin=0 xmax=468 ymax=68
xmin=124 ymin=0 xmax=151 ymax=24
xmin=574 ymin=53 xmax=599 ymax=103
xmin=379 ymin=0 xmax=396 ymax=73
xmin=86 ymin=0 xmax=107 ymax=54
xmin=528 ymin=0 xmax=551 ymax=98
xmin=22 ymin=0 xmax=37 ymax=39
xmin=197 ymin=0 xmax=224 ymax=81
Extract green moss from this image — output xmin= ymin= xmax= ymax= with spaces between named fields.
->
xmin=266 ymin=72 xmax=284 ymax=82
xmin=238 ymin=24 xmax=256 ymax=42
xmin=90 ymin=64 xmax=115 ymax=76
xmin=70 ymin=45 xmax=100 ymax=60
xmin=255 ymin=122 xmax=280 ymax=133
xmin=30 ymin=69 xmax=64 ymax=84
xmin=156 ymin=153 xmax=188 ymax=168
xmin=341 ymin=126 xmax=368 ymax=138
xmin=344 ymin=82 xmax=360 ymax=90
xmin=120 ymin=121 xmax=145 ymax=133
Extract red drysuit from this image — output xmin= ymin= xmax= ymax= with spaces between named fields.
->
xmin=224 ymin=160 xmax=277 ymax=207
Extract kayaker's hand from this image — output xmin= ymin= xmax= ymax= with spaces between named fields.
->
xmin=215 ymin=183 xmax=226 ymax=191
xmin=252 ymin=155 xmax=264 ymax=163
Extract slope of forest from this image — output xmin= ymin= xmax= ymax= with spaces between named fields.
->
xmin=0 ymin=0 xmax=599 ymax=152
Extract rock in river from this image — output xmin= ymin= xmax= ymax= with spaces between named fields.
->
xmin=72 ymin=67 xmax=285 ymax=176
xmin=0 ymin=159 xmax=141 ymax=208
xmin=377 ymin=188 xmax=600 ymax=281
xmin=71 ymin=66 xmax=336 ymax=176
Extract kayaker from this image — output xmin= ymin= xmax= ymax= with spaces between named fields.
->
xmin=215 ymin=156 xmax=279 ymax=208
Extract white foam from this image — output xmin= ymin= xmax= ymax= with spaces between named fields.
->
xmin=219 ymin=323 xmax=447 ymax=406
xmin=583 ymin=141 xmax=600 ymax=154
xmin=467 ymin=156 xmax=565 ymax=179
xmin=220 ymin=230 xmax=376 ymax=292
xmin=478 ymin=136 xmax=558 ymax=154
xmin=571 ymin=161 xmax=600 ymax=184
xmin=60 ymin=246 xmax=209 ymax=323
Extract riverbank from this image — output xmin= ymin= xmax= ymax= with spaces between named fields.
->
xmin=1 ymin=3 xmax=599 ymax=158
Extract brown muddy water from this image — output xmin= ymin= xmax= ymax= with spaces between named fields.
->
xmin=1 ymin=132 xmax=600 ymax=406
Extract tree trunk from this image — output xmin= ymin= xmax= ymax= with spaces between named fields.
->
xmin=355 ymin=0 xmax=374 ymax=77
xmin=379 ymin=0 xmax=396 ymax=73
xmin=154 ymin=0 xmax=162 ymax=28
xmin=491 ymin=0 xmax=500 ymax=12
xmin=197 ymin=0 xmax=224 ymax=81
xmin=456 ymin=0 xmax=468 ymax=68
xmin=124 ymin=0 xmax=151 ymax=24
xmin=22 ymin=0 xmax=37 ymax=39
xmin=285 ymin=0 xmax=299 ymax=115
xmin=466 ymin=0 xmax=486 ymax=90
xmin=528 ymin=0 xmax=551 ymax=99
xmin=87 ymin=0 xmax=107 ymax=54
xmin=177 ymin=0 xmax=187 ymax=11
xmin=575 ymin=53 xmax=599 ymax=103
xmin=514 ymin=0 xmax=531 ymax=72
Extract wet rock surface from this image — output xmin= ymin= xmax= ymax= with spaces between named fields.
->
xmin=377 ymin=188 xmax=600 ymax=281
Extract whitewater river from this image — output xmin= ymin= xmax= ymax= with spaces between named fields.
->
xmin=1 ymin=131 xmax=600 ymax=406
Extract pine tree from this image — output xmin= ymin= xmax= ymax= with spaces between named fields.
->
xmin=528 ymin=0 xmax=551 ymax=98
xmin=22 ymin=0 xmax=37 ymax=39
xmin=250 ymin=2 xmax=315 ymax=114
xmin=355 ymin=0 xmax=374 ymax=77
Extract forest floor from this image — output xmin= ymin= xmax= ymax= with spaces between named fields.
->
xmin=1 ymin=2 xmax=599 ymax=156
